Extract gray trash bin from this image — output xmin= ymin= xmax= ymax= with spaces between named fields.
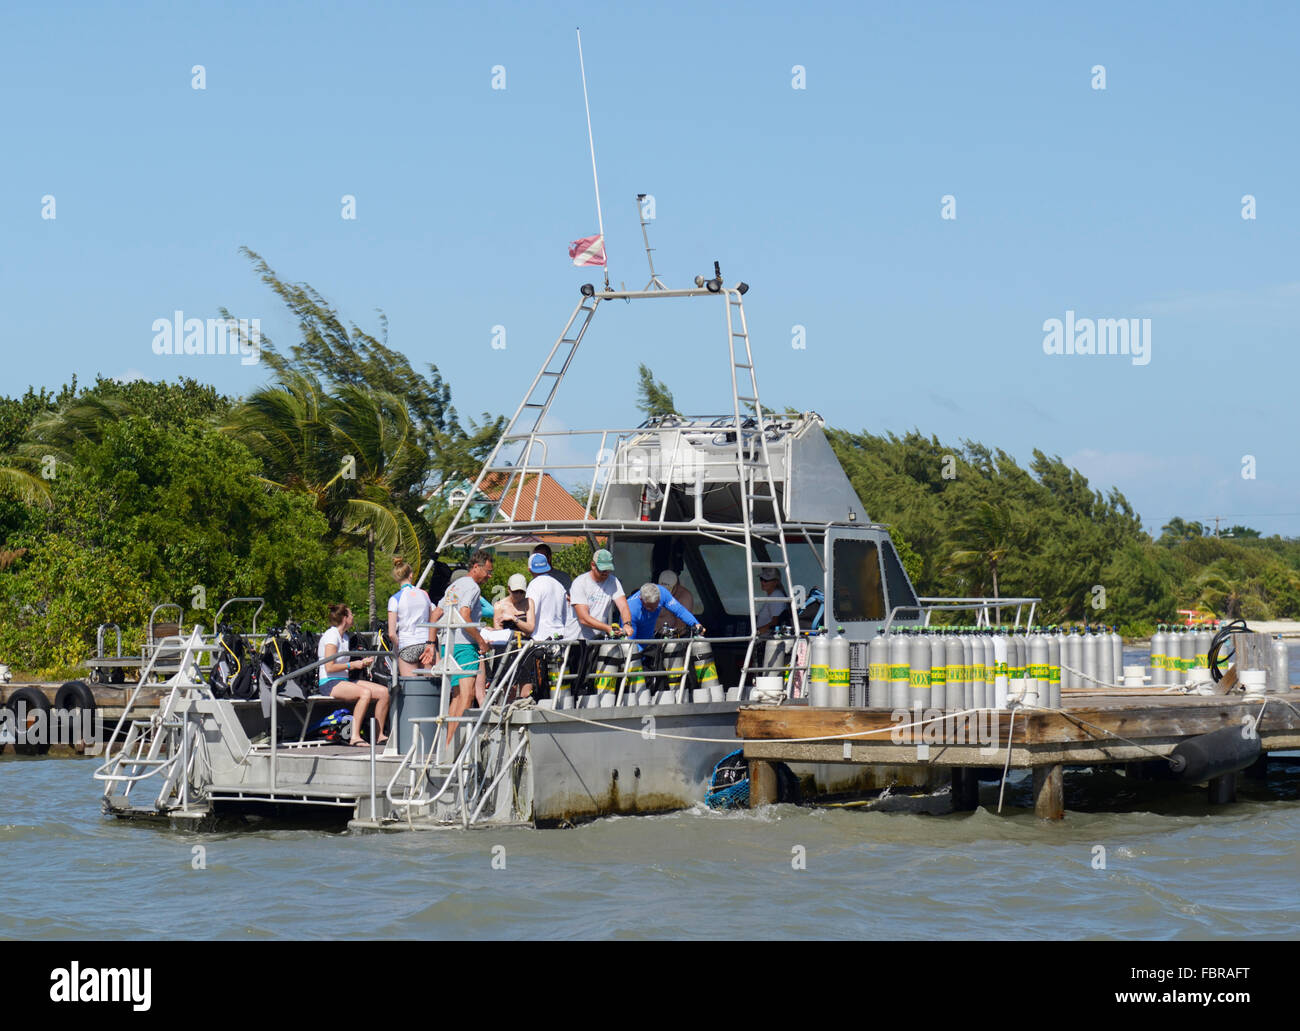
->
xmin=395 ymin=676 xmax=442 ymax=752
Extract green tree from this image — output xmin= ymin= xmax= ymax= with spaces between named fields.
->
xmin=948 ymin=501 xmax=1025 ymax=617
xmin=635 ymin=363 xmax=678 ymax=418
xmin=232 ymin=248 xmax=503 ymax=483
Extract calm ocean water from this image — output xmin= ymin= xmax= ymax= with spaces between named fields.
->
xmin=1 ymin=647 xmax=1297 ymax=941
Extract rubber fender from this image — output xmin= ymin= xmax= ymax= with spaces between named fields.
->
xmin=6 ymin=686 xmax=53 ymax=756
xmin=1167 ymin=724 xmax=1262 ymax=782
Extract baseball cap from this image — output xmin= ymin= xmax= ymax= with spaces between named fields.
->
xmin=657 ymin=570 xmax=678 ymax=587
xmin=508 ymin=573 xmax=527 ymax=592
xmin=593 ymin=548 xmax=615 ymax=572
xmin=758 ymin=566 xmax=779 ymax=583
xmin=528 ymin=553 xmax=551 ymax=574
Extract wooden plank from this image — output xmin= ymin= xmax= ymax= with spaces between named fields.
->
xmin=736 ymin=705 xmax=1028 ymax=746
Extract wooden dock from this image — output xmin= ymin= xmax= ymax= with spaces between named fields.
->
xmin=738 ymin=690 xmax=1300 ymax=818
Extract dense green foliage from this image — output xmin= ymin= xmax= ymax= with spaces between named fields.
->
xmin=827 ymin=429 xmax=1300 ymax=634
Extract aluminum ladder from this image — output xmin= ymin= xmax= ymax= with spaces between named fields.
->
xmin=724 ymin=287 xmax=801 ymax=683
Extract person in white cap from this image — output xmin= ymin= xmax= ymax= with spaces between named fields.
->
xmin=494 ymin=572 xmax=535 ymax=633
xmin=755 ymin=566 xmax=788 ymax=635
xmin=572 ymin=549 xmax=632 ymax=639
xmin=654 ymin=569 xmax=696 ymax=633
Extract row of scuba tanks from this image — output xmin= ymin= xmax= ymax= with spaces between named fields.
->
xmin=806 ymin=625 xmax=1131 ymax=710
xmin=1146 ymin=625 xmax=1220 ymax=686
xmin=1148 ymin=624 xmax=1291 ymax=691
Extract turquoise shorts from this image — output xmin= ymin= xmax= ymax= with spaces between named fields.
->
xmin=452 ymin=643 xmax=481 ymax=685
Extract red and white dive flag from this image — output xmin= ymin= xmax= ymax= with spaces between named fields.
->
xmin=568 ymin=234 xmax=606 ymax=267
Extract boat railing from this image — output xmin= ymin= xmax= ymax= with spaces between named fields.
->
xmin=94 ymin=628 xmax=214 ymax=804
xmin=385 ymin=644 xmax=531 ymax=827
xmin=893 ymin=596 xmax=1042 ymax=631
xmin=451 ymin=420 xmax=817 ymax=527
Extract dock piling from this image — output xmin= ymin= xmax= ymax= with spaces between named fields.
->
xmin=1032 ymin=764 xmax=1064 ymax=820
xmin=1207 ymin=772 xmax=1236 ymax=804
xmin=748 ymin=759 xmax=777 ymax=807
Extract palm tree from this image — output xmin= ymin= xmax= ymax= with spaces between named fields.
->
xmin=948 ymin=501 xmax=1024 ymax=621
xmin=224 ymin=374 xmax=430 ymax=627
xmin=0 ymin=467 xmax=51 ymax=508
xmin=326 ymin=385 xmax=427 ymax=626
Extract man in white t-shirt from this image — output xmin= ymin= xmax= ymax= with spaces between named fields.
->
xmin=525 ymin=552 xmax=579 ymax=641
xmin=570 ymin=549 xmax=632 ymax=640
xmin=519 ymin=551 xmax=579 ymax=699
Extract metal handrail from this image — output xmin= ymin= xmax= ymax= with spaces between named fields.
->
xmin=267 ymin=648 xmax=394 ymax=789
xmin=99 ymin=628 xmax=213 ymax=766
xmin=213 ymin=597 xmax=266 ymax=636
xmin=385 ymin=647 xmax=529 ymax=819
xmin=95 ymin=623 xmax=123 ymax=660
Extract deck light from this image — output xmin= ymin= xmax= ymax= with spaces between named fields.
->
xmin=736 ymin=282 xmax=749 ymax=295
xmin=580 ymin=283 xmax=596 ymax=297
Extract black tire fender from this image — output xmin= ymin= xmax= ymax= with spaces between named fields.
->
xmin=6 ymin=686 xmax=53 ymax=756
xmin=55 ymin=680 xmax=97 ymax=714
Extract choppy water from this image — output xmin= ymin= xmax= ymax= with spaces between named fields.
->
xmin=1 ymin=644 xmax=1296 ymax=940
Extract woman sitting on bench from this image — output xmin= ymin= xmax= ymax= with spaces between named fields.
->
xmin=318 ymin=603 xmax=390 ymax=747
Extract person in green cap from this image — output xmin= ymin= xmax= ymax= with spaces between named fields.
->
xmin=571 ymin=548 xmax=632 ymax=639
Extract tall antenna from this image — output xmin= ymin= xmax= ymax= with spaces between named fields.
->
xmin=576 ymin=28 xmax=609 ymax=289
xmin=637 ymin=194 xmax=667 ymax=290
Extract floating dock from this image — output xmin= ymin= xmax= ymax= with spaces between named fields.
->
xmin=739 ymin=690 xmax=1300 ymax=818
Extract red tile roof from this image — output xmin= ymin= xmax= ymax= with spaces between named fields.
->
xmin=477 ymin=472 xmax=589 ymax=523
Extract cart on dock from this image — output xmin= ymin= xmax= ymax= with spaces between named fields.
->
xmin=84 ymin=598 xmax=265 ymax=685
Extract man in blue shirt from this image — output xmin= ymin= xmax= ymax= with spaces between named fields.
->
xmin=625 ymin=582 xmax=703 ymax=645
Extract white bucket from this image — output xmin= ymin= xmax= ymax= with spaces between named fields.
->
xmin=1122 ymin=665 xmax=1147 ymax=688
xmin=1239 ymin=669 xmax=1267 ymax=696
xmin=753 ymin=676 xmax=785 ymax=705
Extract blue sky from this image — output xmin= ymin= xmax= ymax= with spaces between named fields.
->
xmin=3 ymin=0 xmax=1298 ymax=536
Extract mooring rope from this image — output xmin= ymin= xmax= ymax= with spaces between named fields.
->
xmin=532 ymin=702 xmax=995 ymax=746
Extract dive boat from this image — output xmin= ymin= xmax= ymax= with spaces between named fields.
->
xmin=96 ymin=258 xmax=1016 ymax=829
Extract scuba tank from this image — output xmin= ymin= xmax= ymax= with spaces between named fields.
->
xmin=992 ymin=626 xmax=1009 ymax=709
xmin=1063 ymin=626 xmax=1080 ymax=691
xmin=1008 ymin=628 xmax=1027 ymax=705
xmin=1081 ymin=626 xmax=1098 ymax=688
xmin=1150 ymin=624 xmax=1167 ymax=688
xmin=1047 ymin=628 xmax=1062 ymax=709
xmin=1027 ymin=630 xmax=1049 ymax=707
xmin=828 ymin=628 xmax=851 ymax=708
xmin=909 ymin=630 xmax=931 ymax=708
xmin=809 ymin=630 xmax=830 ymax=707
xmin=946 ymin=631 xmax=965 ymax=711
xmin=1272 ymin=635 xmax=1290 ymax=694
xmin=929 ymin=630 xmax=948 ymax=710
xmin=868 ymin=628 xmax=889 ymax=708
xmin=1193 ymin=624 xmax=1212 ymax=679
xmin=888 ymin=630 xmax=910 ymax=709
xmin=1095 ymin=624 xmax=1114 ymax=688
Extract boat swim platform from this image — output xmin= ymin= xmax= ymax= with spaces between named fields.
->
xmin=737 ymin=689 xmax=1300 ymax=819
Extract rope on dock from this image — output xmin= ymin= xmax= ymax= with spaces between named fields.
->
xmin=996 ymin=706 xmax=1018 ymax=813
xmin=535 ymin=703 xmax=995 ymax=746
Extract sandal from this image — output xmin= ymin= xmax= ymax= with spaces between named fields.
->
xmin=348 ymin=738 xmax=369 ymax=747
